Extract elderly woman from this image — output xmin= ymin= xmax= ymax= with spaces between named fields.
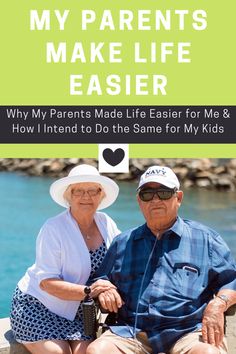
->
xmin=10 ymin=164 xmax=120 ymax=354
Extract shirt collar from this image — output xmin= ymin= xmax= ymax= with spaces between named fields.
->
xmin=133 ymin=216 xmax=184 ymax=240
xmin=168 ymin=216 xmax=184 ymax=238
xmin=133 ymin=224 xmax=152 ymax=240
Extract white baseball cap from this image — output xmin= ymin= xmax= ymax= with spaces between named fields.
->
xmin=50 ymin=164 xmax=119 ymax=210
xmin=137 ymin=166 xmax=180 ymax=190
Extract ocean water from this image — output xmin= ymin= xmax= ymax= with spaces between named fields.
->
xmin=0 ymin=171 xmax=236 ymax=318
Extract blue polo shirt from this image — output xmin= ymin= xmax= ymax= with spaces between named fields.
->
xmin=92 ymin=217 xmax=236 ymax=353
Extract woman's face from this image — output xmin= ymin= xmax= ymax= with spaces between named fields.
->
xmin=67 ymin=182 xmax=104 ymax=215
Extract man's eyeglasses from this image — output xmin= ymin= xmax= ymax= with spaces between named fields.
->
xmin=138 ymin=187 xmax=177 ymax=202
xmin=72 ymin=188 xmax=102 ymax=197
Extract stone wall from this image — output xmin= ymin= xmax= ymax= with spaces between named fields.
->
xmin=0 ymin=158 xmax=236 ymax=190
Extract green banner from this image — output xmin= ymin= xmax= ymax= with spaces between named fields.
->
xmin=0 ymin=1 xmax=235 ymax=156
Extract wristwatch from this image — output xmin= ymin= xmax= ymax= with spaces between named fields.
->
xmin=84 ymin=286 xmax=91 ymax=295
xmin=215 ymin=294 xmax=229 ymax=308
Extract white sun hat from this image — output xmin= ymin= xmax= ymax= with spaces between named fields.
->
xmin=50 ymin=164 xmax=119 ymax=210
xmin=137 ymin=165 xmax=180 ymax=190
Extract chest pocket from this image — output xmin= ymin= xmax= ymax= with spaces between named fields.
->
xmin=172 ymin=262 xmax=202 ymax=299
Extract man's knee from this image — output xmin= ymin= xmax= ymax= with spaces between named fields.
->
xmin=86 ymin=339 xmax=121 ymax=354
xmin=86 ymin=341 xmax=97 ymax=354
xmin=188 ymin=343 xmax=220 ymax=354
xmin=86 ymin=339 xmax=108 ymax=354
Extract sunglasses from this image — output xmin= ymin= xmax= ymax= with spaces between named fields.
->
xmin=138 ymin=187 xmax=177 ymax=202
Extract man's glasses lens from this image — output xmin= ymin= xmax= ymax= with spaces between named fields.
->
xmin=139 ymin=188 xmax=176 ymax=202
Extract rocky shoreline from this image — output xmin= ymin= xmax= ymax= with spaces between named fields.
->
xmin=0 ymin=158 xmax=236 ymax=190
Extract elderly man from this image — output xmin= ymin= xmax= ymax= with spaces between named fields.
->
xmin=87 ymin=166 xmax=236 ymax=354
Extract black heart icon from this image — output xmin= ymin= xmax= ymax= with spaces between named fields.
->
xmin=102 ymin=148 xmax=125 ymax=167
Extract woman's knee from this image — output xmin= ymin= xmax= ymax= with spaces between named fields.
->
xmin=24 ymin=339 xmax=72 ymax=354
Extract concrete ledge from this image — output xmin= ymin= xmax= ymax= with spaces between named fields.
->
xmin=225 ymin=307 xmax=236 ymax=354
xmin=1 ymin=310 xmax=236 ymax=353
xmin=0 ymin=318 xmax=29 ymax=354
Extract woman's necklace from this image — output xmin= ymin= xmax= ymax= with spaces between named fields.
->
xmin=83 ymin=227 xmax=95 ymax=241
xmin=80 ymin=221 xmax=99 ymax=242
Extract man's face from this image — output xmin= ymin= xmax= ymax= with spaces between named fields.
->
xmin=137 ymin=182 xmax=183 ymax=231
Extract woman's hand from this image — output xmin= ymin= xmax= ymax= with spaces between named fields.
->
xmin=90 ymin=279 xmax=117 ymax=298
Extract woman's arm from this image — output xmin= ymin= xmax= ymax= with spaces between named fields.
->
xmin=40 ymin=278 xmax=117 ymax=300
xmin=40 ymin=278 xmax=86 ymax=300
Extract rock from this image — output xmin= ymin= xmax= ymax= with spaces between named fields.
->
xmin=227 ymin=159 xmax=236 ymax=179
xmin=183 ymin=179 xmax=194 ymax=188
xmin=68 ymin=158 xmax=80 ymax=165
xmin=0 ymin=159 xmax=15 ymax=169
xmin=213 ymin=166 xmax=226 ymax=175
xmin=173 ymin=167 xmax=189 ymax=180
xmin=196 ymin=178 xmax=212 ymax=188
xmin=81 ymin=158 xmax=97 ymax=167
xmin=130 ymin=159 xmax=147 ymax=171
xmin=227 ymin=159 xmax=236 ymax=169
xmin=17 ymin=159 xmax=38 ymax=170
xmin=213 ymin=175 xmax=235 ymax=190
xmin=195 ymin=171 xmax=213 ymax=179
xmin=48 ymin=161 xmax=65 ymax=173
xmin=31 ymin=160 xmax=51 ymax=175
xmin=188 ymin=158 xmax=214 ymax=171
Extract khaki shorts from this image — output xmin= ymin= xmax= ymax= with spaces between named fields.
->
xmin=98 ymin=330 xmax=152 ymax=354
xmin=98 ymin=329 xmax=228 ymax=354
xmin=170 ymin=330 xmax=228 ymax=354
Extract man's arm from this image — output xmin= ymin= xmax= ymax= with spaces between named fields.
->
xmin=98 ymin=288 xmax=124 ymax=313
xmin=202 ymin=289 xmax=236 ymax=347
xmin=203 ymin=231 xmax=236 ymax=348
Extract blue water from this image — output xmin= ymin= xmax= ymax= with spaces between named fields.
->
xmin=0 ymin=171 xmax=236 ymax=318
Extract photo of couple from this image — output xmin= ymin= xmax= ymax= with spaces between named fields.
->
xmin=1 ymin=159 xmax=235 ymax=354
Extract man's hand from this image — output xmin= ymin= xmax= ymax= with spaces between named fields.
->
xmin=202 ymin=298 xmax=225 ymax=347
xmin=98 ymin=288 xmax=124 ymax=313
xmin=90 ymin=279 xmax=117 ymax=298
